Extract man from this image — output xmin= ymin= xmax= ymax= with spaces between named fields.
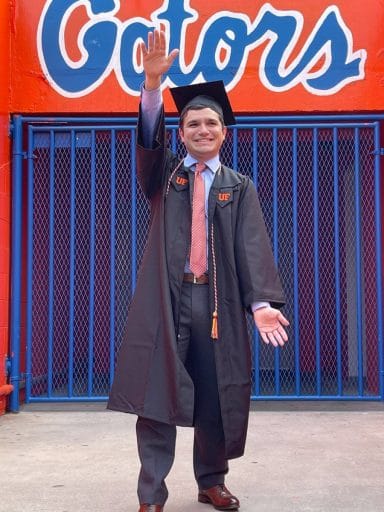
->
xmin=108 ymin=29 xmax=289 ymax=512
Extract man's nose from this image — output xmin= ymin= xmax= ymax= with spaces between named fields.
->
xmin=198 ymin=124 xmax=210 ymax=133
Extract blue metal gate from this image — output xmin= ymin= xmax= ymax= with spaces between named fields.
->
xmin=9 ymin=114 xmax=384 ymax=410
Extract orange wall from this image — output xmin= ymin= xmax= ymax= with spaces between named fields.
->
xmin=1 ymin=2 xmax=383 ymax=413
xmin=10 ymin=0 xmax=384 ymax=114
xmin=0 ymin=1 xmax=11 ymax=415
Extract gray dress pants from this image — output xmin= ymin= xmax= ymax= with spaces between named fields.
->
xmin=136 ymin=282 xmax=228 ymax=505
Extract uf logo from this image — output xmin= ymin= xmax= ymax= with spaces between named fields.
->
xmin=37 ymin=0 xmax=367 ymax=98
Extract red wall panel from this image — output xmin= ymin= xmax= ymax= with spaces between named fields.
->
xmin=0 ymin=0 xmax=11 ymax=414
xmin=9 ymin=0 xmax=384 ymax=114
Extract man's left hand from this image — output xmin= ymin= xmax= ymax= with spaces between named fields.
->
xmin=253 ymin=307 xmax=289 ymax=347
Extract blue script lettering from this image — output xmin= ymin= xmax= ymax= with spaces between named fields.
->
xmin=37 ymin=0 xmax=367 ymax=98
xmin=250 ymin=5 xmax=365 ymax=94
xmin=37 ymin=0 xmax=119 ymax=96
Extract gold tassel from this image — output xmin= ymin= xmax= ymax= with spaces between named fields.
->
xmin=211 ymin=310 xmax=218 ymax=340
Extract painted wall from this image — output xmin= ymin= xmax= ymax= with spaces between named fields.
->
xmin=10 ymin=0 xmax=384 ymax=114
xmin=3 ymin=1 xmax=384 ymax=410
xmin=0 ymin=1 xmax=11 ymax=414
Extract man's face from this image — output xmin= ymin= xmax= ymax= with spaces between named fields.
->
xmin=179 ymin=108 xmax=227 ymax=161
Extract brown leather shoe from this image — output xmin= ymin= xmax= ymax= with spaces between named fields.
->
xmin=138 ymin=505 xmax=163 ymax=512
xmin=198 ymin=484 xmax=240 ymax=510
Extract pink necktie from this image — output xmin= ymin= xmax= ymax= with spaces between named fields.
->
xmin=190 ymin=162 xmax=207 ymax=278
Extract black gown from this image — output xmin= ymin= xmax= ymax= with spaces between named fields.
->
xmin=108 ymin=108 xmax=285 ymax=459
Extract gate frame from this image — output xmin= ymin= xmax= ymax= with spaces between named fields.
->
xmin=8 ymin=113 xmax=384 ymax=412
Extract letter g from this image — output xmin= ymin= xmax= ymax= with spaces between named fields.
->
xmin=38 ymin=0 xmax=119 ymax=97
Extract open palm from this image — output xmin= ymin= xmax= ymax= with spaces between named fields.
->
xmin=140 ymin=29 xmax=179 ymax=87
xmin=253 ymin=307 xmax=289 ymax=347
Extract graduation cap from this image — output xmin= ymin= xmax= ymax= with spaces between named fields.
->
xmin=169 ymin=80 xmax=236 ymax=126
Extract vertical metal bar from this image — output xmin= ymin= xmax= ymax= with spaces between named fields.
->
xmin=68 ymin=130 xmax=76 ymax=397
xmin=232 ymin=128 xmax=238 ymax=171
xmin=131 ymin=128 xmax=137 ymax=291
xmin=171 ymin=127 xmax=177 ymax=154
xmin=354 ymin=128 xmax=364 ymax=395
xmin=252 ymin=128 xmax=258 ymax=189
xmin=88 ymin=130 xmax=96 ymax=397
xmin=47 ymin=130 xmax=56 ymax=398
xmin=313 ymin=128 xmax=321 ymax=395
xmin=25 ymin=126 xmax=35 ymax=402
xmin=373 ymin=123 xmax=384 ymax=399
xmin=292 ymin=128 xmax=301 ymax=396
xmin=9 ymin=116 xmax=23 ymax=412
xmin=109 ymin=129 xmax=117 ymax=383
xmin=252 ymin=128 xmax=260 ymax=396
xmin=333 ymin=128 xmax=343 ymax=396
xmin=272 ymin=128 xmax=280 ymax=395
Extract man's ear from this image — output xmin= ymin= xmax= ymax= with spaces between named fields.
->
xmin=178 ymin=127 xmax=185 ymax=142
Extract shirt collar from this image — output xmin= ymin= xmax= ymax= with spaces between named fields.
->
xmin=184 ymin=154 xmax=221 ymax=174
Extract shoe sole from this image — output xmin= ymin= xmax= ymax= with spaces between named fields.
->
xmin=198 ymin=494 xmax=239 ymax=510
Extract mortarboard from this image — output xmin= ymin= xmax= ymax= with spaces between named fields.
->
xmin=169 ymin=80 xmax=236 ymax=126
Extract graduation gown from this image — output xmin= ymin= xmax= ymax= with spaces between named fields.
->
xmin=107 ymin=109 xmax=285 ymax=459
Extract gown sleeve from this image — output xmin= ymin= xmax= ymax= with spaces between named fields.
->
xmin=234 ymin=177 xmax=286 ymax=312
xmin=136 ymin=106 xmax=172 ymax=200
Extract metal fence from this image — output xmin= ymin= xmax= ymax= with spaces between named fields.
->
xmin=9 ymin=115 xmax=384 ymax=410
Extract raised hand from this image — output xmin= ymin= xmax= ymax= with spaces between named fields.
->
xmin=140 ymin=28 xmax=179 ymax=90
xmin=253 ymin=307 xmax=289 ymax=348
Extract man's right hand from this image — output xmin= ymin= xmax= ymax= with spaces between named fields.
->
xmin=140 ymin=28 xmax=179 ymax=90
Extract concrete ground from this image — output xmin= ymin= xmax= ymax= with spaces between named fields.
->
xmin=1 ymin=401 xmax=384 ymax=512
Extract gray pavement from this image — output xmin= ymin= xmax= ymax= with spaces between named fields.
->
xmin=1 ymin=401 xmax=384 ymax=512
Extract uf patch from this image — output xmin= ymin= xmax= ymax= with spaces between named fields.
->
xmin=172 ymin=174 xmax=189 ymax=191
xmin=176 ymin=176 xmax=188 ymax=186
xmin=217 ymin=190 xmax=233 ymax=207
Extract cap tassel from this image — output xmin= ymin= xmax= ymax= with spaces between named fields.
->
xmin=211 ymin=310 xmax=218 ymax=340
